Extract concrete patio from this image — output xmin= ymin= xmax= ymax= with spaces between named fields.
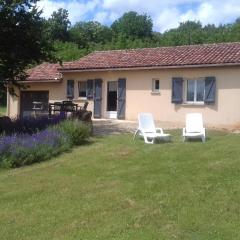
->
xmin=92 ymin=119 xmax=181 ymax=136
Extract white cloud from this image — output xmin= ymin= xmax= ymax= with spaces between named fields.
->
xmin=36 ymin=0 xmax=240 ymax=32
xmin=154 ymin=8 xmax=182 ymax=32
xmin=37 ymin=0 xmax=100 ymax=23
xmin=37 ymin=0 xmax=65 ymax=19
xmin=93 ymin=11 xmax=109 ymax=23
xmin=101 ymin=0 xmax=240 ymax=31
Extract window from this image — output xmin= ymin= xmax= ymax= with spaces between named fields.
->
xmin=172 ymin=76 xmax=216 ymax=105
xmin=78 ymin=81 xmax=87 ymax=98
xmin=186 ymin=79 xmax=205 ymax=103
xmin=152 ymin=79 xmax=160 ymax=93
xmin=67 ymin=80 xmax=74 ymax=99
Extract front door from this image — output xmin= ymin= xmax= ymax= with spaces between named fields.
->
xmin=107 ymin=81 xmax=117 ymax=119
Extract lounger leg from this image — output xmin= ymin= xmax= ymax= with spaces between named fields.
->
xmin=144 ymin=136 xmax=154 ymax=144
xmin=133 ymin=130 xmax=139 ymax=140
xmin=201 ymin=136 xmax=205 ymax=142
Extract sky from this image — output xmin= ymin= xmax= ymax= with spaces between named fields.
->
xmin=36 ymin=0 xmax=240 ymax=32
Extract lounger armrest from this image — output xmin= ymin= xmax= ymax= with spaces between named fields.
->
xmin=156 ymin=128 xmax=164 ymax=134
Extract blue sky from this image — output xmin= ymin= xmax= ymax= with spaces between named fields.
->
xmin=37 ymin=0 xmax=240 ymax=32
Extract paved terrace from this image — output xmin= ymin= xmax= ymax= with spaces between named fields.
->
xmin=92 ymin=119 xmax=240 ymax=135
xmin=92 ymin=119 xmax=181 ymax=136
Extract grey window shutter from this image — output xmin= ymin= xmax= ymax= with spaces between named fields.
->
xmin=67 ymin=80 xmax=74 ymax=98
xmin=94 ymin=79 xmax=102 ymax=118
xmin=172 ymin=78 xmax=183 ymax=104
xmin=86 ymin=80 xmax=94 ymax=99
xmin=117 ymin=78 xmax=126 ymax=119
xmin=204 ymin=76 xmax=216 ymax=104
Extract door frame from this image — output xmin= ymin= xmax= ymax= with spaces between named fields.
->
xmin=106 ymin=81 xmax=118 ymax=119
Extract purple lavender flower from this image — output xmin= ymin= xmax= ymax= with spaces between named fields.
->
xmin=0 ymin=115 xmax=65 ymax=136
xmin=0 ymin=128 xmax=68 ymax=167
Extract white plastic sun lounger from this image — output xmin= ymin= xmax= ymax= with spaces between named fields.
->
xmin=183 ymin=113 xmax=206 ymax=142
xmin=133 ymin=113 xmax=170 ymax=144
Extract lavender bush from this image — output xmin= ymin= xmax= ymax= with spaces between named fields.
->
xmin=0 ymin=115 xmax=65 ymax=135
xmin=0 ymin=120 xmax=91 ymax=168
xmin=0 ymin=129 xmax=69 ymax=168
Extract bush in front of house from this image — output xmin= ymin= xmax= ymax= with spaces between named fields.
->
xmin=0 ymin=120 xmax=91 ymax=168
xmin=54 ymin=120 xmax=91 ymax=146
xmin=0 ymin=115 xmax=65 ymax=136
xmin=0 ymin=128 xmax=69 ymax=168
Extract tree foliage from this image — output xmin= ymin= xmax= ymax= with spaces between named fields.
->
xmin=53 ymin=11 xmax=240 ymax=62
xmin=0 ymin=0 xmax=57 ymax=93
xmin=1 ymin=3 xmax=240 ymax=98
xmin=111 ymin=11 xmax=153 ymax=39
xmin=47 ymin=8 xmax=71 ymax=42
xmin=54 ymin=41 xmax=88 ymax=61
xmin=69 ymin=21 xmax=112 ymax=48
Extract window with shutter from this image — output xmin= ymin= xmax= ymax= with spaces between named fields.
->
xmin=86 ymin=80 xmax=94 ymax=99
xmin=67 ymin=80 xmax=74 ymax=99
xmin=185 ymin=79 xmax=205 ymax=104
xmin=172 ymin=78 xmax=183 ymax=104
xmin=178 ymin=76 xmax=216 ymax=105
xmin=204 ymin=76 xmax=216 ymax=104
xmin=78 ymin=81 xmax=87 ymax=98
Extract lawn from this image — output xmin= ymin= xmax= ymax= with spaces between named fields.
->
xmin=0 ymin=105 xmax=6 ymax=116
xmin=0 ymin=131 xmax=240 ymax=240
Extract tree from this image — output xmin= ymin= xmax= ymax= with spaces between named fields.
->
xmin=54 ymin=40 xmax=88 ymax=61
xmin=0 ymin=0 xmax=57 ymax=93
xmin=69 ymin=21 xmax=112 ymax=48
xmin=161 ymin=21 xmax=204 ymax=46
xmin=47 ymin=8 xmax=71 ymax=42
xmin=111 ymin=11 xmax=153 ymax=39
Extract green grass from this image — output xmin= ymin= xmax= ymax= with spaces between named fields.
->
xmin=0 ymin=130 xmax=240 ymax=239
xmin=0 ymin=105 xmax=6 ymax=116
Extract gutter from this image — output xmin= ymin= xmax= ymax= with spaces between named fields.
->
xmin=19 ymin=79 xmax=62 ymax=83
xmin=59 ymin=62 xmax=240 ymax=73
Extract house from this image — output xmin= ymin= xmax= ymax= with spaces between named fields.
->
xmin=7 ymin=42 xmax=240 ymax=128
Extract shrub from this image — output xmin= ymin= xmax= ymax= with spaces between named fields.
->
xmin=0 ymin=115 xmax=65 ymax=135
xmin=0 ymin=129 xmax=69 ymax=168
xmin=0 ymin=119 xmax=91 ymax=168
xmin=54 ymin=120 xmax=91 ymax=146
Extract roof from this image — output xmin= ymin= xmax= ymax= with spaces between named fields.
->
xmin=61 ymin=42 xmax=240 ymax=71
xmin=25 ymin=43 xmax=240 ymax=81
xmin=26 ymin=63 xmax=62 ymax=82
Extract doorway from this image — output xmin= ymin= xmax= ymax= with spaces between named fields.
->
xmin=20 ymin=91 xmax=49 ymax=118
xmin=107 ymin=81 xmax=117 ymax=118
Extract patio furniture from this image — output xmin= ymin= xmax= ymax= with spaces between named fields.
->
xmin=62 ymin=101 xmax=78 ymax=113
xmin=32 ymin=101 xmax=47 ymax=117
xmin=81 ymin=101 xmax=89 ymax=111
xmin=183 ymin=113 xmax=206 ymax=142
xmin=48 ymin=101 xmax=78 ymax=118
xmin=133 ymin=113 xmax=171 ymax=144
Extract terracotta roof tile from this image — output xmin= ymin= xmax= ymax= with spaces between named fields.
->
xmin=26 ymin=63 xmax=62 ymax=81
xmin=61 ymin=42 xmax=240 ymax=71
xmin=26 ymin=43 xmax=240 ymax=81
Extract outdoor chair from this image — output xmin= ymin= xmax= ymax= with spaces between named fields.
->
xmin=183 ymin=113 xmax=206 ymax=142
xmin=133 ymin=113 xmax=171 ymax=144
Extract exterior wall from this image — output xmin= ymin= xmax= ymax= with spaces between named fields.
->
xmin=8 ymin=66 xmax=240 ymax=128
xmin=8 ymin=87 xmax=20 ymax=118
xmin=124 ymin=67 xmax=240 ymax=128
